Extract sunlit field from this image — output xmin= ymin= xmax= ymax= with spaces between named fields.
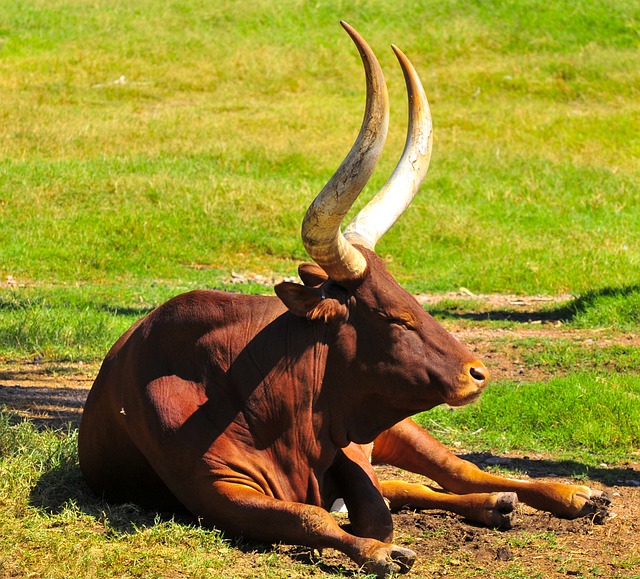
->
xmin=1 ymin=1 xmax=639 ymax=577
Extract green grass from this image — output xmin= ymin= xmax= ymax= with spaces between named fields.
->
xmin=417 ymin=372 xmax=640 ymax=463
xmin=0 ymin=280 xmax=275 ymax=361
xmin=1 ymin=2 xmax=639 ymax=577
xmin=517 ymin=339 xmax=640 ymax=375
xmin=0 ymin=286 xmax=147 ymax=360
xmin=1 ymin=0 xmax=639 ymax=293
xmin=0 ymin=417 xmax=240 ymax=578
xmin=566 ymin=285 xmax=640 ymax=329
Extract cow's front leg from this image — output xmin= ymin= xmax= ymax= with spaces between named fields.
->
xmin=373 ymin=418 xmax=609 ymax=520
xmin=327 ymin=446 xmax=395 ymax=542
xmin=202 ymin=482 xmax=415 ymax=578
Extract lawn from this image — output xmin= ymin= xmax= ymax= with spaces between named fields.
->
xmin=1 ymin=1 xmax=639 ymax=577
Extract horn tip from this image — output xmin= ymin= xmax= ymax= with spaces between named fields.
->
xmin=391 ymin=44 xmax=408 ymax=62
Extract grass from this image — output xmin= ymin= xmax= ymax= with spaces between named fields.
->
xmin=0 ymin=417 xmax=239 ymax=578
xmin=516 ymin=339 xmax=640 ymax=375
xmin=1 ymin=0 xmax=639 ymax=293
xmin=417 ymin=372 xmax=640 ymax=463
xmin=566 ymin=285 xmax=640 ymax=329
xmin=1 ymin=1 xmax=639 ymax=577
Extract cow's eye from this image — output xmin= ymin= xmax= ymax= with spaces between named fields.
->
xmin=388 ymin=315 xmax=415 ymax=331
xmin=373 ymin=308 xmax=416 ymax=330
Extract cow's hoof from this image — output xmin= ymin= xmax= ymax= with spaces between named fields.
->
xmin=570 ymin=487 xmax=612 ymax=523
xmin=483 ymin=492 xmax=518 ymax=529
xmin=364 ymin=544 xmax=416 ymax=577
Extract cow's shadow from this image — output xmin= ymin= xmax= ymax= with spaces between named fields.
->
xmin=460 ymin=451 xmax=638 ymax=487
xmin=428 ymin=284 xmax=640 ymax=324
xmin=28 ymin=452 xmax=168 ymax=534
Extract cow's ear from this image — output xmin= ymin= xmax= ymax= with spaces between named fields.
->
xmin=275 ymin=282 xmax=323 ymax=317
xmin=298 ymin=263 xmax=328 ymax=288
xmin=275 ymin=282 xmax=349 ymax=323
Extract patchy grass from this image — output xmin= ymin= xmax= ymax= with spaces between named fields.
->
xmin=516 ymin=339 xmax=640 ymax=375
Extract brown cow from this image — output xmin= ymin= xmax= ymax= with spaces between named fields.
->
xmin=79 ymin=22 xmax=607 ymax=577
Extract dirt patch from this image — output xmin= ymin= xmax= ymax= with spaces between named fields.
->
xmin=384 ymin=488 xmax=638 ymax=578
xmin=0 ymin=359 xmax=93 ymax=428
xmin=1 ymin=295 xmax=639 ymax=578
xmin=240 ymin=460 xmax=639 ymax=578
xmin=379 ymin=463 xmax=639 ymax=578
xmin=453 ymin=324 xmax=640 ymax=384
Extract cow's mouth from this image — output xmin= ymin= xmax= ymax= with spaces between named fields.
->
xmin=446 ymin=389 xmax=483 ymax=407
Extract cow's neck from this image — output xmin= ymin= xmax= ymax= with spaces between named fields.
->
xmin=315 ymin=327 xmax=415 ymax=449
xmin=234 ymin=311 xmax=413 ymax=462
xmin=320 ymin=375 xmax=414 ymax=448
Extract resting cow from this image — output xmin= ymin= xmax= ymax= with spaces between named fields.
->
xmin=79 ymin=22 xmax=606 ymax=577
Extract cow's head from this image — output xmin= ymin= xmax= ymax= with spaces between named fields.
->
xmin=275 ymin=22 xmax=487 ymax=427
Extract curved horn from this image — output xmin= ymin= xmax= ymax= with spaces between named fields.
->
xmin=343 ymin=44 xmax=433 ymax=250
xmin=301 ymin=21 xmax=389 ymax=282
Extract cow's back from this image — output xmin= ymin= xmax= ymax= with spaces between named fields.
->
xmin=78 ymin=290 xmax=283 ymax=509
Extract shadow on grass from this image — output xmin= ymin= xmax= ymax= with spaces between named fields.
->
xmin=428 ymin=284 xmax=640 ymax=325
xmin=461 ymin=451 xmax=639 ymax=487
xmin=92 ymin=302 xmax=155 ymax=318
xmin=29 ymin=453 xmax=196 ymax=534
xmin=0 ymin=385 xmax=87 ymax=429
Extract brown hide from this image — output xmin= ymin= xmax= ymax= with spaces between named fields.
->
xmin=79 ymin=249 xmax=485 ymax=511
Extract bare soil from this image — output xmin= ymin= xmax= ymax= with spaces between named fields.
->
xmin=1 ymin=294 xmax=639 ymax=578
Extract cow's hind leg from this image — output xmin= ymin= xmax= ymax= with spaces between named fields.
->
xmin=381 ymin=480 xmax=517 ymax=528
xmin=373 ymin=418 xmax=609 ymax=520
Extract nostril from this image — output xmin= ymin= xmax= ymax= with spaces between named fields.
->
xmin=469 ymin=365 xmax=488 ymax=384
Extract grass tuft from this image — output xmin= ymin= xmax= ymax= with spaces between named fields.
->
xmin=564 ymin=285 xmax=640 ymax=329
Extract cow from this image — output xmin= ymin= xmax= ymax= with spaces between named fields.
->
xmin=79 ymin=22 xmax=607 ymax=577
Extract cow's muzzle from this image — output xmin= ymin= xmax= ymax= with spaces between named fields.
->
xmin=447 ymin=361 xmax=489 ymax=407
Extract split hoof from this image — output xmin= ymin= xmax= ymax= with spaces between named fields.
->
xmin=573 ymin=488 xmax=613 ymax=524
xmin=364 ymin=544 xmax=416 ymax=577
xmin=483 ymin=492 xmax=518 ymax=529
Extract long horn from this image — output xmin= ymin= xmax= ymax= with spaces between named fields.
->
xmin=301 ymin=21 xmax=389 ymax=282
xmin=343 ymin=44 xmax=433 ymax=249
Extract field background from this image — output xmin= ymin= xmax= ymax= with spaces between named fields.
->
xmin=1 ymin=1 xmax=639 ymax=577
